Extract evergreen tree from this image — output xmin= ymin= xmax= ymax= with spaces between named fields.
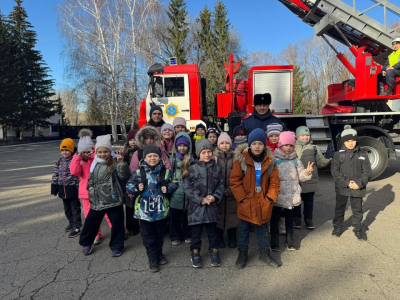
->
xmin=213 ymin=0 xmax=230 ymax=64
xmin=165 ymin=0 xmax=189 ymax=64
xmin=293 ymin=65 xmax=308 ymax=114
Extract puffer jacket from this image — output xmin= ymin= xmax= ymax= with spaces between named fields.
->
xmin=127 ymin=160 xmax=178 ymax=222
xmin=273 ymin=148 xmax=311 ymax=209
xmin=129 ymin=126 xmax=171 ymax=172
xmin=87 ymin=161 xmax=130 ymax=211
xmin=51 ymin=156 xmax=79 ymax=199
xmin=331 ymin=145 xmax=372 ymax=197
xmin=182 ymin=159 xmax=225 ymax=226
xmin=230 ymin=144 xmax=280 ymax=225
xmin=70 ymin=153 xmax=95 ymax=199
xmin=170 ymin=132 xmax=193 ymax=210
xmin=295 ymin=141 xmax=331 ymax=193
xmin=240 ymin=109 xmax=288 ymax=134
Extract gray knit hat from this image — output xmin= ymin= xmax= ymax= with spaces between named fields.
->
xmin=78 ymin=129 xmax=94 ymax=152
xmin=295 ymin=126 xmax=310 ymax=138
xmin=96 ymin=135 xmax=112 ymax=152
xmin=143 ymin=145 xmax=161 ymax=158
xmin=341 ymin=125 xmax=358 ymax=143
xmin=195 ymin=139 xmax=213 ymax=158
xmin=266 ymin=123 xmax=283 ymax=137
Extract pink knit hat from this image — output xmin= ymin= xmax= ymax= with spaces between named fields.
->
xmin=278 ymin=131 xmax=296 ymax=147
xmin=218 ymin=132 xmax=232 ymax=146
xmin=173 ymin=117 xmax=186 ymax=128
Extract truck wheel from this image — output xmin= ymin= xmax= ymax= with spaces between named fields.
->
xmin=358 ymin=136 xmax=388 ymax=180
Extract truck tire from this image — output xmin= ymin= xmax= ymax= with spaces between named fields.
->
xmin=358 ymin=136 xmax=388 ymax=180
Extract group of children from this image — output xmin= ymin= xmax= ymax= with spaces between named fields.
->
xmin=51 ymin=116 xmax=372 ymax=272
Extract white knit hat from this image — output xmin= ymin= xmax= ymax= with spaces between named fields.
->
xmin=77 ymin=129 xmax=94 ymax=152
xmin=96 ymin=135 xmax=112 ymax=152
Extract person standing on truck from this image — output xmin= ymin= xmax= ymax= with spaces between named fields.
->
xmin=378 ymin=37 xmax=400 ymax=95
xmin=147 ymin=105 xmax=165 ymax=130
xmin=240 ymin=93 xmax=287 ymax=134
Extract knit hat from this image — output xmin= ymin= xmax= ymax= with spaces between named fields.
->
xmin=341 ymin=125 xmax=358 ymax=143
xmin=150 ymin=105 xmax=163 ymax=117
xmin=266 ymin=123 xmax=283 ymax=137
xmin=206 ymin=127 xmax=219 ymax=138
xmin=161 ymin=123 xmax=174 ymax=133
xmin=195 ymin=123 xmax=206 ymax=132
xmin=176 ymin=136 xmax=190 ymax=148
xmin=60 ymin=138 xmax=75 ymax=153
xmin=96 ymin=135 xmax=112 ymax=152
xmin=196 ymin=138 xmax=213 ymax=158
xmin=77 ymin=129 xmax=94 ymax=152
xmin=233 ymin=126 xmax=247 ymax=138
xmin=278 ymin=131 xmax=296 ymax=147
xmin=127 ymin=129 xmax=138 ymax=141
xmin=218 ymin=132 xmax=232 ymax=146
xmin=143 ymin=145 xmax=161 ymax=158
xmin=254 ymin=93 xmax=272 ymax=106
xmin=173 ymin=117 xmax=186 ymax=129
xmin=295 ymin=126 xmax=310 ymax=137
xmin=248 ymin=128 xmax=266 ymax=146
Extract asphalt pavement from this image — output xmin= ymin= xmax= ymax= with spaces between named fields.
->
xmin=0 ymin=141 xmax=399 ymax=300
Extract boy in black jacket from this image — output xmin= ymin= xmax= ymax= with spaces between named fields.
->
xmin=331 ymin=125 xmax=372 ymax=241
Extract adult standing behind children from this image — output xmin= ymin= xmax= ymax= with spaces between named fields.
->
xmin=294 ymin=126 xmax=332 ymax=230
xmin=147 ymin=105 xmax=165 ymax=130
xmin=331 ymin=125 xmax=372 ymax=241
xmin=230 ymin=128 xmax=281 ymax=269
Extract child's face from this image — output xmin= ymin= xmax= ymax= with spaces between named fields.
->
xmin=144 ymin=153 xmax=160 ymax=166
xmin=199 ymin=149 xmax=212 ymax=162
xmin=268 ymin=134 xmax=279 ymax=144
xmin=96 ymin=147 xmax=111 ymax=160
xmin=219 ymin=141 xmax=231 ymax=152
xmin=250 ymin=141 xmax=265 ymax=155
xmin=196 ymin=128 xmax=205 ymax=136
xmin=162 ymin=129 xmax=174 ymax=140
xmin=177 ymin=144 xmax=189 ymax=155
xmin=297 ymin=135 xmax=310 ymax=142
xmin=343 ymin=139 xmax=356 ymax=150
xmin=128 ymin=138 xmax=136 ymax=148
xmin=175 ymin=125 xmax=186 ymax=134
xmin=280 ymin=144 xmax=294 ymax=154
xmin=80 ymin=149 xmax=93 ymax=161
xmin=207 ymin=133 xmax=218 ymax=145
xmin=61 ymin=150 xmax=72 ymax=159
xmin=143 ymin=135 xmax=154 ymax=146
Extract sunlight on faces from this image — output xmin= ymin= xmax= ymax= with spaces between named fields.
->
xmin=177 ymin=144 xmax=189 ymax=155
xmin=60 ymin=150 xmax=72 ymax=159
xmin=208 ymin=133 xmax=218 ymax=145
xmin=144 ymin=135 xmax=154 ymax=146
xmin=174 ymin=125 xmax=186 ymax=134
xmin=151 ymin=111 xmax=163 ymax=123
xmin=144 ymin=153 xmax=160 ymax=166
xmin=199 ymin=149 xmax=213 ymax=162
xmin=219 ymin=141 xmax=231 ymax=152
xmin=250 ymin=141 xmax=265 ymax=155
xmin=96 ymin=147 xmax=111 ymax=160
xmin=297 ymin=135 xmax=310 ymax=142
xmin=196 ymin=128 xmax=205 ymax=136
xmin=344 ymin=139 xmax=357 ymax=150
xmin=128 ymin=138 xmax=136 ymax=148
xmin=280 ymin=144 xmax=294 ymax=155
xmin=254 ymin=104 xmax=269 ymax=115
xmin=162 ymin=129 xmax=174 ymax=140
xmin=268 ymin=134 xmax=279 ymax=144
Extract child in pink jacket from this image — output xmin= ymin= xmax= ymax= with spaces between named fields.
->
xmin=70 ymin=129 xmax=112 ymax=245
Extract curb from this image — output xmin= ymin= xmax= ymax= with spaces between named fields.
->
xmin=0 ymin=140 xmax=61 ymax=148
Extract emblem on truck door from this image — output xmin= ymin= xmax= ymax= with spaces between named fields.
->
xmin=164 ymin=103 xmax=180 ymax=118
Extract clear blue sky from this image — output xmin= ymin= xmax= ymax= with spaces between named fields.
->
xmin=1 ymin=0 xmax=398 ymax=89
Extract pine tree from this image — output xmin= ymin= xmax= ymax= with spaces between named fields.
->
xmin=165 ymin=0 xmax=189 ymax=64
xmin=293 ymin=65 xmax=308 ymax=114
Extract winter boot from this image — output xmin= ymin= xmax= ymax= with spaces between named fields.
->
xmin=353 ymin=228 xmax=367 ymax=241
xmin=191 ymin=249 xmax=203 ymax=268
xmin=378 ymin=82 xmax=386 ymax=95
xmin=259 ymin=250 xmax=280 ymax=268
xmin=331 ymin=226 xmax=342 ymax=237
xmin=210 ymin=248 xmax=221 ymax=267
xmin=235 ymin=250 xmax=248 ymax=269
xmin=285 ymin=233 xmax=296 ymax=251
xmin=227 ymin=228 xmax=237 ymax=248
xmin=270 ymin=234 xmax=279 ymax=252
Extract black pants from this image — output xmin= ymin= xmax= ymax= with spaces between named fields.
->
xmin=140 ymin=219 xmax=167 ymax=260
xmin=216 ymin=227 xmax=237 ymax=241
xmin=190 ymin=222 xmax=218 ymax=252
xmin=62 ymin=197 xmax=82 ymax=228
xmin=333 ymin=195 xmax=363 ymax=231
xmin=169 ymin=208 xmax=191 ymax=242
xmin=294 ymin=192 xmax=315 ymax=221
xmin=79 ymin=205 xmax=125 ymax=251
xmin=125 ymin=205 xmax=140 ymax=233
xmin=378 ymin=70 xmax=400 ymax=88
xmin=270 ymin=206 xmax=294 ymax=235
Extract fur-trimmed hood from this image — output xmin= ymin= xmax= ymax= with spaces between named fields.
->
xmin=234 ymin=143 xmax=272 ymax=164
xmin=135 ymin=126 xmax=162 ymax=149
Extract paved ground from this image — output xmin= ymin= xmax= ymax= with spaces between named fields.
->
xmin=0 ymin=141 xmax=399 ymax=300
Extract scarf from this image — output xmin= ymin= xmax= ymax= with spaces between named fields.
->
xmin=248 ymin=148 xmax=265 ymax=163
xmin=90 ymin=151 xmax=117 ymax=173
xmin=297 ymin=140 xmax=309 ymax=146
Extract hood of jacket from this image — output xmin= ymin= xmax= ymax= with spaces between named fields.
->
xmin=173 ymin=132 xmax=192 ymax=156
xmin=234 ymin=143 xmax=272 ymax=165
xmin=135 ymin=125 xmax=162 ymax=149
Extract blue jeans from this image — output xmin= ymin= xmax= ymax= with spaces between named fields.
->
xmin=237 ymin=220 xmax=269 ymax=251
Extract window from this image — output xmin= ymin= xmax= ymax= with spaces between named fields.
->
xmin=153 ymin=77 xmax=164 ymax=97
xmin=164 ymin=77 xmax=185 ymax=97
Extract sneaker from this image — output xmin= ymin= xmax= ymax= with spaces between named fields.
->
xmin=353 ymin=228 xmax=367 ymax=241
xmin=171 ymin=240 xmax=181 ymax=246
xmin=270 ymin=234 xmax=279 ymax=252
xmin=278 ymin=217 xmax=286 ymax=235
xmin=93 ymin=237 xmax=102 ymax=245
xmin=305 ymin=219 xmax=315 ymax=230
xmin=184 ymin=238 xmax=192 ymax=244
xmin=158 ymin=254 xmax=168 ymax=265
xmin=191 ymin=249 xmax=203 ymax=268
xmin=111 ymin=248 xmax=124 ymax=257
xmin=69 ymin=227 xmax=81 ymax=238
xmin=83 ymin=246 xmax=93 ymax=256
xmin=65 ymin=224 xmax=73 ymax=232
xmin=285 ymin=233 xmax=296 ymax=251
xmin=210 ymin=249 xmax=221 ymax=267
xmin=235 ymin=250 xmax=248 ymax=269
xmin=259 ymin=250 xmax=280 ymax=268
xmin=293 ymin=217 xmax=302 ymax=229
xmin=149 ymin=259 xmax=159 ymax=273
xmin=331 ymin=227 xmax=342 ymax=237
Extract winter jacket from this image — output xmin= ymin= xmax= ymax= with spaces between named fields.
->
xmin=230 ymin=144 xmax=280 ymax=225
xmin=70 ymin=153 xmax=95 ymax=199
xmin=331 ymin=145 xmax=372 ymax=197
xmin=241 ymin=109 xmax=288 ymax=134
xmin=160 ymin=139 xmax=174 ymax=157
xmin=129 ymin=126 xmax=171 ymax=172
xmin=51 ymin=157 xmax=79 ymax=199
xmin=273 ymin=148 xmax=311 ymax=209
xmin=170 ymin=132 xmax=193 ymax=210
xmin=182 ymin=159 xmax=225 ymax=226
xmin=124 ymin=146 xmax=138 ymax=166
xmin=215 ymin=148 xmax=240 ymax=230
xmin=266 ymin=140 xmax=279 ymax=154
xmin=87 ymin=161 xmax=130 ymax=211
xmin=127 ymin=161 xmax=178 ymax=222
xmin=295 ymin=141 xmax=331 ymax=193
